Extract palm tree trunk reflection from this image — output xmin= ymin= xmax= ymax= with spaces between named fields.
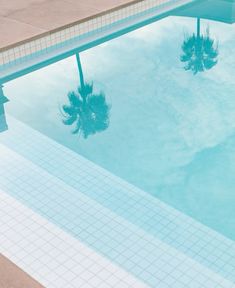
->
xmin=62 ymin=53 xmax=111 ymax=139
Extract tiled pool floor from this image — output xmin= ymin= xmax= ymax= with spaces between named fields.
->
xmin=0 ymin=117 xmax=235 ymax=287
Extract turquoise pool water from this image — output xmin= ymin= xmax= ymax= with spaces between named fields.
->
xmin=2 ymin=3 xmax=235 ymax=242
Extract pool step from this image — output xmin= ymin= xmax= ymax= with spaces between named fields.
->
xmin=0 ymin=116 xmax=235 ymax=286
xmin=0 ymin=188 xmax=148 ymax=288
xmin=0 ymin=143 xmax=234 ymax=288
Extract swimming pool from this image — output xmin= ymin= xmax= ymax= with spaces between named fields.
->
xmin=3 ymin=8 xmax=235 ymax=238
xmin=1 ymin=0 xmax=235 ymax=287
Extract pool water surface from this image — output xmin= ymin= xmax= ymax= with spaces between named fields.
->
xmin=2 ymin=5 xmax=235 ymax=242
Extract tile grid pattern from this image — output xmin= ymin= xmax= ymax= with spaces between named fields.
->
xmin=0 ymin=144 xmax=234 ymax=288
xmin=0 ymin=190 xmax=148 ymax=288
xmin=0 ymin=0 xmax=191 ymax=68
xmin=1 ymin=116 xmax=235 ymax=284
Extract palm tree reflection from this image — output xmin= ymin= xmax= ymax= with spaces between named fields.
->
xmin=181 ymin=18 xmax=218 ymax=74
xmin=62 ymin=53 xmax=110 ymax=139
xmin=0 ymin=84 xmax=9 ymax=133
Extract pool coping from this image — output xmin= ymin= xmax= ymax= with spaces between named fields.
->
xmin=0 ymin=0 xmax=162 ymax=53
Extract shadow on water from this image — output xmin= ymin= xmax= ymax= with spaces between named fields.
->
xmin=61 ymin=53 xmax=111 ymax=139
xmin=0 ymin=85 xmax=9 ymax=133
xmin=180 ymin=18 xmax=218 ymax=74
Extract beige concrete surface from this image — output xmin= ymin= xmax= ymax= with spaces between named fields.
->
xmin=0 ymin=254 xmax=44 ymax=288
xmin=0 ymin=0 xmax=137 ymax=50
xmin=0 ymin=16 xmax=45 ymax=47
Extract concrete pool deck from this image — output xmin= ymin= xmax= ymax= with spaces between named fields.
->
xmin=0 ymin=0 xmax=144 ymax=51
xmin=0 ymin=254 xmax=44 ymax=288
